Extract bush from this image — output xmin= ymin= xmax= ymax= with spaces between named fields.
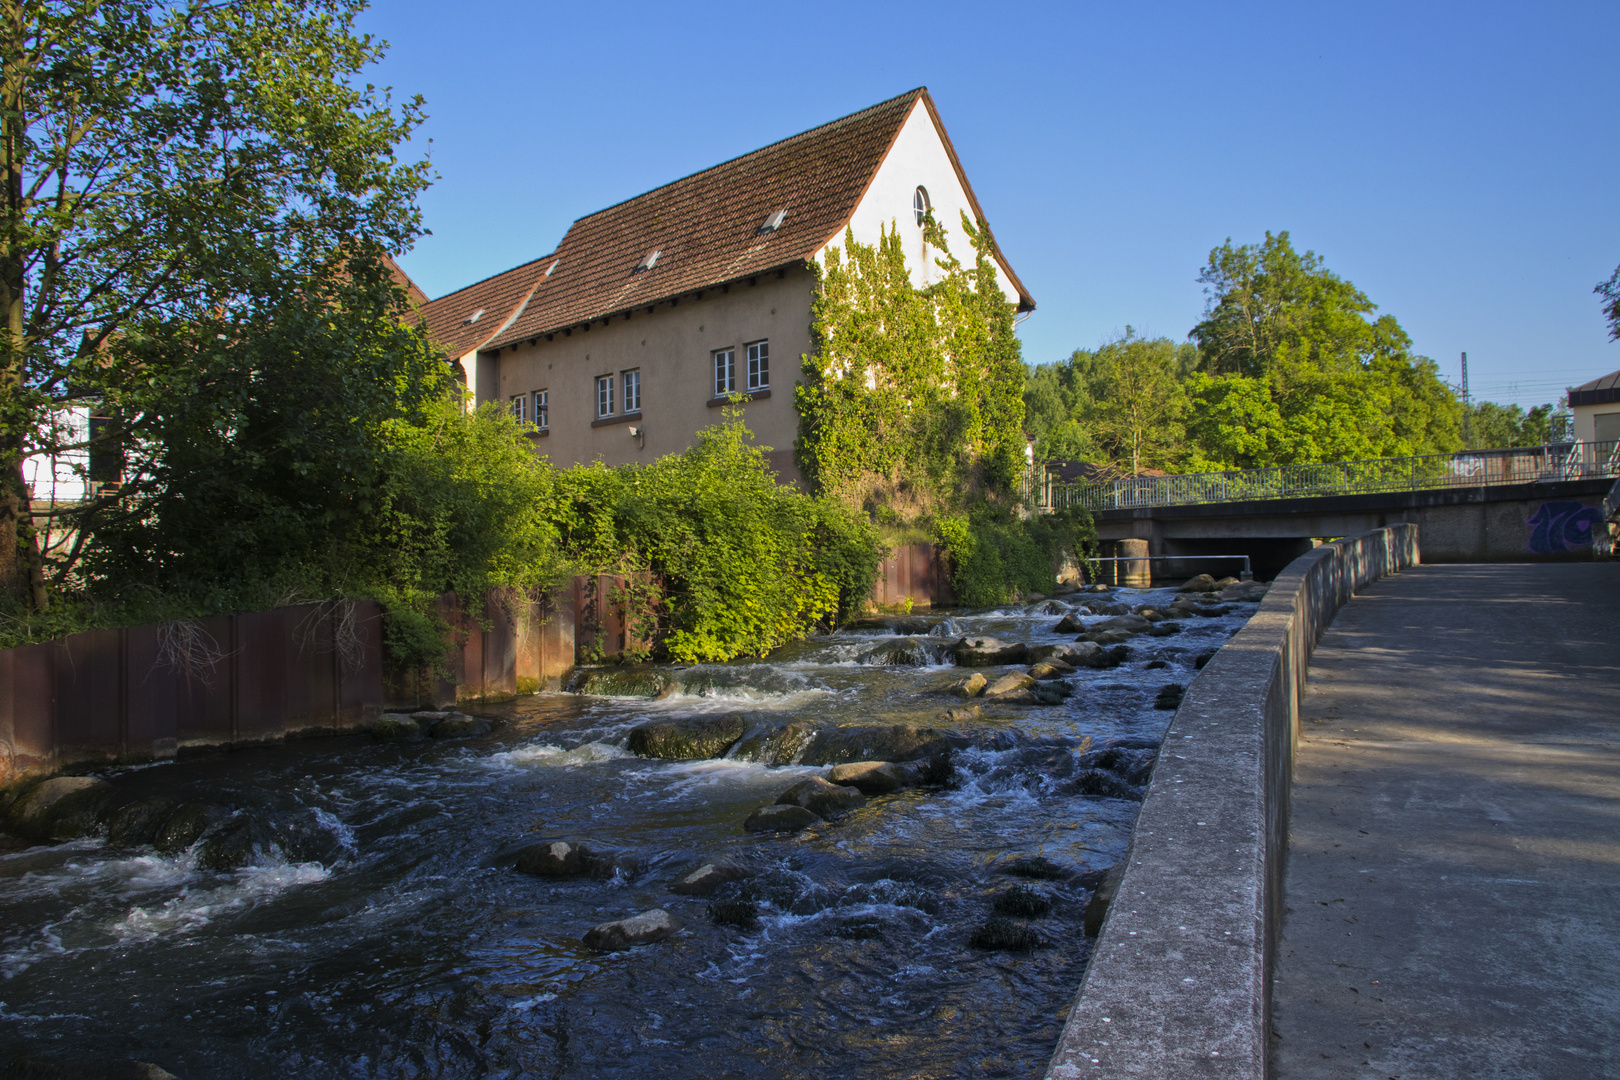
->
xmin=932 ymin=509 xmax=1095 ymax=607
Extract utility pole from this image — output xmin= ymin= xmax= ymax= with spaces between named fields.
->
xmin=1461 ymin=351 xmax=1470 ymax=449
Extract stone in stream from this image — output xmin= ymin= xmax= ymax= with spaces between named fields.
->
xmin=970 ymin=915 xmax=1046 ymax=951
xmin=708 ymin=897 xmax=760 ymax=929
xmin=1095 ymin=614 xmax=1152 ymax=633
xmin=827 ymin=761 xmax=916 ymax=795
xmin=936 ymin=706 xmax=982 ymax=724
xmin=1 ymin=776 xmax=113 ymax=842
xmin=842 ymin=616 xmax=934 ymax=635
xmin=1145 ymin=621 xmax=1184 ymax=638
xmin=948 ymin=672 xmax=988 ymax=698
xmin=154 ymin=803 xmax=232 ymax=854
xmin=728 ymin=718 xmax=819 ymax=766
xmin=1178 ymin=573 xmax=1219 ymax=593
xmin=568 ymin=666 xmax=675 ymax=698
xmin=1193 ymin=648 xmax=1219 ymax=669
xmin=1052 ymin=612 xmax=1087 ymax=633
xmin=993 ymin=883 xmax=1054 ymax=917
xmin=670 ymin=860 xmax=754 ymax=897
xmin=776 ymin=777 xmax=866 ymax=818
xmin=626 ymin=714 xmax=750 ymax=760
xmin=106 ymin=798 xmax=178 ymax=848
xmin=1219 ymin=581 xmax=1268 ymax=602
xmin=371 ymin=713 xmax=424 ymax=740
xmin=1154 ymin=684 xmax=1186 ymax=710
xmin=1002 ymin=854 xmax=1071 ymax=880
xmin=1080 ymin=629 xmax=1133 ymax=646
xmin=950 ymin=637 xmax=1029 ymax=667
xmin=799 ymin=723 xmax=965 ymax=766
xmin=582 ymin=908 xmax=678 ymax=952
xmin=515 ymin=840 xmax=638 ymax=880
xmin=198 ymin=817 xmax=276 ymax=871
xmin=1082 ymin=583 xmax=1111 ymax=593
xmin=429 ymin=713 xmax=494 ymax=739
xmin=1029 ymin=659 xmax=1076 ymax=680
xmin=742 ymin=804 xmax=822 ymax=833
xmin=859 ymin=638 xmax=941 ymax=666
xmin=411 ymin=710 xmax=451 ymax=723
xmin=983 ymin=672 xmax=1037 ymax=699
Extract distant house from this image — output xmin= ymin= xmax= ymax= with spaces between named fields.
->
xmin=1569 ymin=368 xmax=1620 ymax=445
xmin=417 ymin=88 xmax=1033 ymax=487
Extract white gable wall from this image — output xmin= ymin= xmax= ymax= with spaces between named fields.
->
xmin=818 ymin=99 xmax=1022 ymax=306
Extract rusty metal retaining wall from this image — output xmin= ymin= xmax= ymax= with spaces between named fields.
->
xmin=872 ymin=542 xmax=955 ymax=609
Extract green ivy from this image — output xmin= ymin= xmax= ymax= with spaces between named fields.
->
xmin=932 ymin=510 xmax=1097 ymax=608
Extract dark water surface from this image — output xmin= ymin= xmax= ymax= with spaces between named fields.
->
xmin=0 ymin=589 xmax=1250 ymax=1079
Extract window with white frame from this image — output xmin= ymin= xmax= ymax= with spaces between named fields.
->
xmin=510 ymin=393 xmax=526 ymax=424
xmin=713 ymin=348 xmax=735 ymax=397
xmin=532 ymin=389 xmax=548 ymax=430
xmin=622 ymin=368 xmax=641 ymax=413
xmin=596 ymin=375 xmax=614 ymax=418
xmin=746 ymin=340 xmax=769 ymax=391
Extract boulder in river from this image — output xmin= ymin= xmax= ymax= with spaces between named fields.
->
xmin=1154 ymin=684 xmax=1186 ymax=710
xmin=993 ymin=883 xmax=1054 ymax=917
xmin=1082 ymin=583 xmax=1111 ymax=593
xmin=1177 ymin=573 xmax=1218 ymax=593
xmin=970 ymin=915 xmax=1046 ymax=951
xmin=742 ymin=804 xmax=822 ymax=833
xmin=1080 ymin=629 xmax=1133 ymax=646
xmin=859 ymin=638 xmax=941 ymax=666
xmin=198 ymin=817 xmax=275 ymax=871
xmin=983 ymin=672 xmax=1036 ymax=699
xmin=776 ymin=777 xmax=866 ymax=818
xmin=371 ymin=713 xmax=424 ymax=740
xmin=430 ymin=713 xmax=494 ymax=738
xmin=626 ymin=714 xmax=749 ymax=760
xmin=1028 ymin=659 xmax=1076 ymax=680
xmin=936 ymin=706 xmax=982 ymax=724
xmin=1053 ymin=612 xmax=1087 ymax=633
xmin=151 ymin=803 xmax=230 ymax=854
xmin=948 ymin=672 xmax=988 ymax=698
xmin=1219 ymin=581 xmax=1268 ymax=602
xmin=1002 ymin=854 xmax=1071 ymax=880
xmin=827 ymin=761 xmax=914 ymax=795
xmin=728 ymin=717 xmax=819 ymax=766
xmin=515 ymin=840 xmax=636 ymax=879
xmin=106 ymin=798 xmax=177 ymax=848
xmin=2 ymin=776 xmax=113 ymax=842
xmin=568 ymin=666 xmax=675 ymax=698
xmin=583 ymin=908 xmax=678 ymax=951
xmin=950 ymin=637 xmax=1029 ymax=667
xmin=842 ymin=616 xmax=933 ymax=635
xmin=799 ymin=723 xmax=965 ymax=766
xmin=670 ymin=860 xmax=754 ymax=897
xmin=1095 ymin=614 xmax=1152 ymax=633
xmin=1145 ymin=622 xmax=1183 ymax=638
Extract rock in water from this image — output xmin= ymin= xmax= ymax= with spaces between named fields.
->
xmin=970 ymin=916 xmax=1045 ymax=951
xmin=1177 ymin=573 xmax=1218 ymax=593
xmin=1154 ymin=684 xmax=1186 ymax=710
xmin=858 ymin=638 xmax=938 ymax=666
xmin=670 ymin=861 xmax=753 ymax=897
xmin=950 ymin=637 xmax=1030 ymax=667
xmin=430 ymin=713 xmax=493 ymax=738
xmin=2 ymin=776 xmax=113 ymax=842
xmin=983 ymin=672 xmax=1036 ymax=699
xmin=742 ymin=804 xmax=822 ymax=833
xmin=626 ymin=714 xmax=749 ymax=760
xmin=371 ymin=713 xmax=423 ymax=740
xmin=799 ymin=724 xmax=964 ymax=766
xmin=1029 ymin=659 xmax=1076 ymax=680
xmin=776 ymin=777 xmax=866 ymax=818
xmin=993 ymin=883 xmax=1054 ymax=917
xmin=1002 ymin=855 xmax=1070 ymax=880
xmin=1052 ymin=612 xmax=1087 ymax=633
xmin=198 ymin=817 xmax=275 ymax=871
xmin=827 ymin=761 xmax=912 ymax=795
xmin=513 ymin=840 xmax=636 ymax=879
xmin=106 ymin=798 xmax=177 ymax=848
xmin=568 ymin=667 xmax=674 ymax=698
xmin=1080 ymin=629 xmax=1133 ymax=646
xmin=583 ymin=908 xmax=677 ymax=951
xmin=728 ymin=718 xmax=821 ymax=766
xmin=949 ymin=672 xmax=988 ymax=698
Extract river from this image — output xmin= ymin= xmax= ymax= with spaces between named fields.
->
xmin=0 ymin=585 xmax=1254 ymax=1079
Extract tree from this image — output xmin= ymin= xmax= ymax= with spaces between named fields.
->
xmin=1087 ymin=333 xmax=1185 ymax=475
xmin=0 ymin=0 xmax=429 ymax=611
xmin=1183 ymin=232 xmax=1461 ymax=468
xmin=1598 ymin=264 xmax=1620 ymax=341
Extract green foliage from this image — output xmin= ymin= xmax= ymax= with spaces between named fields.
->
xmin=1025 ymin=334 xmax=1197 ymax=471
xmin=795 ymin=214 xmax=1026 ymax=514
xmin=0 ymin=0 xmax=429 ymax=610
xmin=932 ymin=509 xmax=1096 ymax=608
xmin=1463 ymin=400 xmax=1570 ymax=449
xmin=1596 ymin=263 xmax=1620 ymax=342
xmin=545 ymin=415 xmax=882 ymax=664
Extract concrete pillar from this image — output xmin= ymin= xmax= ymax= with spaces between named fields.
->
xmin=1118 ymin=538 xmax=1151 ymax=588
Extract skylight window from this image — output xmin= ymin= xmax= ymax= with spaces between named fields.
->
xmin=632 ymin=250 xmax=660 ymax=274
xmin=462 ymin=308 xmax=484 ymax=326
xmin=759 ymin=209 xmax=786 ymax=233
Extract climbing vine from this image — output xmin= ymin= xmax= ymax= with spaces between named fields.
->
xmin=794 ymin=213 xmax=1027 ymax=514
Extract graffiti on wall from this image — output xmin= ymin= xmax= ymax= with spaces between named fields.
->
xmin=1526 ymin=500 xmax=1602 ymax=554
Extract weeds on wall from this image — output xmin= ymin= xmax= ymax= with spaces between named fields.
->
xmin=932 ymin=509 xmax=1097 ymax=608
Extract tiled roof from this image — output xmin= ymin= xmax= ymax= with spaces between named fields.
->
xmin=418 ymin=257 xmax=550 ymax=357
xmin=1568 ymin=368 xmax=1620 ymax=407
xmin=385 ymin=254 xmax=430 ymax=308
xmin=441 ymin=88 xmax=1030 ymax=353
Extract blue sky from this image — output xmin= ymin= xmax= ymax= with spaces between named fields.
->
xmin=365 ymin=0 xmax=1618 ymax=411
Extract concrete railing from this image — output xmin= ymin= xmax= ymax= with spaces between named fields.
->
xmin=1046 ymin=523 xmax=1420 ymax=1079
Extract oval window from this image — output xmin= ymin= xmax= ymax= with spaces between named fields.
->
xmin=913 ymin=185 xmax=930 ymax=227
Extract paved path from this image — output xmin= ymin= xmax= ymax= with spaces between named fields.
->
xmin=1272 ymin=563 xmax=1620 ymax=1080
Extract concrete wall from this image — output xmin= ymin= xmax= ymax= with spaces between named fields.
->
xmin=487 ymin=265 xmax=814 ymax=487
xmin=1045 ymin=524 xmax=1420 ymax=1080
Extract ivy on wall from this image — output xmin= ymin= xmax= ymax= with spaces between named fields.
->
xmin=794 ymin=213 xmax=1027 ymax=514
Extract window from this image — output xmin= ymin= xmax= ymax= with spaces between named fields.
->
xmin=746 ymin=340 xmax=769 ymax=391
xmin=913 ymin=185 xmax=930 ymax=227
xmin=596 ymin=375 xmax=614 ymax=418
xmin=714 ymin=348 xmax=735 ymax=396
xmin=510 ymin=394 xmax=526 ymax=424
xmin=532 ymin=389 xmax=548 ymax=430
xmin=622 ymin=369 xmax=641 ymax=413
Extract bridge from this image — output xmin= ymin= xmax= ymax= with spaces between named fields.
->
xmin=1040 ymin=440 xmax=1620 ymax=580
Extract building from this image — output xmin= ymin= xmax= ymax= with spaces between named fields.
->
xmin=1569 ymin=368 xmax=1620 ymax=445
xmin=418 ymin=88 xmax=1033 ymax=487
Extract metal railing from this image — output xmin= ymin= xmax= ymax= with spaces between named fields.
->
xmin=1043 ymin=440 xmax=1620 ymax=513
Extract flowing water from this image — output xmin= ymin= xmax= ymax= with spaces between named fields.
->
xmin=0 ymin=588 xmax=1253 ymax=1079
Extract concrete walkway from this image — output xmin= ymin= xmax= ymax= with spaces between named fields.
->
xmin=1272 ymin=563 xmax=1620 ymax=1080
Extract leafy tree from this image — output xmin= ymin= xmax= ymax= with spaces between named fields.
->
xmin=0 ymin=0 xmax=429 ymax=612
xmin=1598 ymin=264 xmax=1620 ymax=341
xmin=1087 ymin=333 xmax=1186 ymax=474
xmin=1463 ymin=401 xmax=1570 ymax=449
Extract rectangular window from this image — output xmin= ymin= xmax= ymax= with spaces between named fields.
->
xmin=713 ymin=348 xmax=735 ymax=397
xmin=746 ymin=340 xmax=769 ymax=391
xmin=532 ymin=389 xmax=548 ymax=430
xmin=510 ymin=393 xmax=526 ymax=424
xmin=596 ymin=375 xmax=614 ymax=418
xmin=622 ymin=369 xmax=641 ymax=413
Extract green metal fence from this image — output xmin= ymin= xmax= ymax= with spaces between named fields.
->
xmin=1042 ymin=440 xmax=1620 ymax=513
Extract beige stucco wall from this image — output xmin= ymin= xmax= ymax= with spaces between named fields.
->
xmin=823 ymin=98 xmax=1023 ymax=305
xmin=487 ymin=264 xmax=814 ymax=487
xmin=1572 ymin=402 xmax=1620 ymax=444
